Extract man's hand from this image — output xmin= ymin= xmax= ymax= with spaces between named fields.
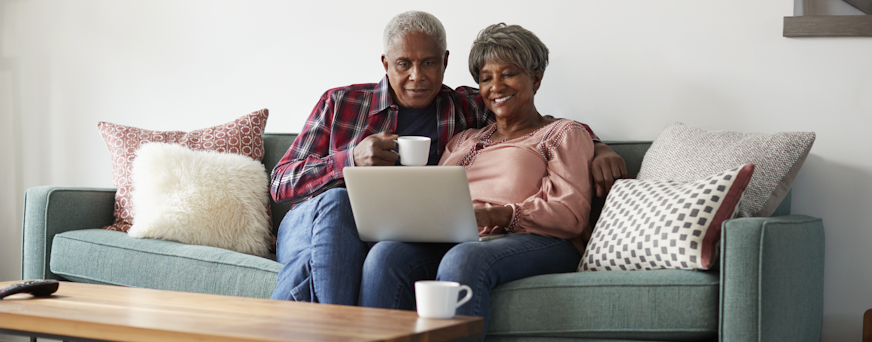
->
xmin=353 ymin=131 xmax=399 ymax=166
xmin=591 ymin=142 xmax=628 ymax=197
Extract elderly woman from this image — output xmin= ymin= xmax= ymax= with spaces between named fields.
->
xmin=358 ymin=23 xmax=594 ymax=332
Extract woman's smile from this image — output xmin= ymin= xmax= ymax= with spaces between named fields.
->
xmin=492 ymin=95 xmax=514 ymax=106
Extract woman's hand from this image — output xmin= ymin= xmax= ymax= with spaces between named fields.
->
xmin=591 ymin=142 xmax=628 ymax=197
xmin=474 ymin=206 xmax=513 ymax=228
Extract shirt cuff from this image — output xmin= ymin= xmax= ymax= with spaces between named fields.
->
xmin=334 ymin=149 xmax=355 ymax=179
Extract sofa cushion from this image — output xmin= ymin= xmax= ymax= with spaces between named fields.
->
xmin=50 ymin=229 xmax=281 ymax=298
xmin=488 ymin=269 xmax=719 ymax=341
xmin=262 ymin=133 xmax=299 ymax=234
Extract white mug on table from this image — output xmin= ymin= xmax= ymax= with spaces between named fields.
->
xmin=395 ymin=136 xmax=430 ymax=166
xmin=415 ymin=280 xmax=473 ymax=319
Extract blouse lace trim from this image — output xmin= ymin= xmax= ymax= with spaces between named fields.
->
xmin=455 ymin=119 xmax=569 ymax=168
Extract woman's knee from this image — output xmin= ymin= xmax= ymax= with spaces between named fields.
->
xmin=437 ymin=243 xmax=491 ymax=282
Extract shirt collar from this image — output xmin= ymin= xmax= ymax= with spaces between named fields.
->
xmin=370 ymin=75 xmax=394 ymax=116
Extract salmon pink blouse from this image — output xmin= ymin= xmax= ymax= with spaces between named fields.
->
xmin=439 ymin=119 xmax=595 ymax=252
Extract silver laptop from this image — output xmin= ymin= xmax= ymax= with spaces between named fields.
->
xmin=344 ymin=166 xmax=479 ymax=243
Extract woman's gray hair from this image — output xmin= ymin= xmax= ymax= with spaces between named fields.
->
xmin=468 ymin=23 xmax=549 ymax=83
xmin=383 ymin=11 xmax=447 ymax=55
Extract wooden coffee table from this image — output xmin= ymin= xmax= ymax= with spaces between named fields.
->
xmin=0 ymin=281 xmax=484 ymax=342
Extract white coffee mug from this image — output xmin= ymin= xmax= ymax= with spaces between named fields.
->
xmin=395 ymin=136 xmax=431 ymax=166
xmin=415 ymin=280 xmax=473 ymax=319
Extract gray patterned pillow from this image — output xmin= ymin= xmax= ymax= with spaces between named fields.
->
xmin=579 ymin=163 xmax=755 ymax=271
xmin=637 ymin=122 xmax=815 ymax=217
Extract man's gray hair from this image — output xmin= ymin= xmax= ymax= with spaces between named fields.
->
xmin=468 ymin=23 xmax=549 ymax=83
xmin=383 ymin=11 xmax=447 ymax=55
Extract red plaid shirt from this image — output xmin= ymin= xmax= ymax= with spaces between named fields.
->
xmin=270 ymin=75 xmax=600 ymax=204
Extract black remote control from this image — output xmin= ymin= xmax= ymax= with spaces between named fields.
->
xmin=0 ymin=279 xmax=59 ymax=299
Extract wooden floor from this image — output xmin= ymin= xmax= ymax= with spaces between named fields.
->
xmin=0 ymin=281 xmax=483 ymax=342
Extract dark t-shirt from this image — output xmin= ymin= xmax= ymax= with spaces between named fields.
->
xmin=395 ymin=100 xmax=439 ymax=165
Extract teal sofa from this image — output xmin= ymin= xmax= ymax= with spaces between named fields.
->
xmin=22 ymin=133 xmax=825 ymax=341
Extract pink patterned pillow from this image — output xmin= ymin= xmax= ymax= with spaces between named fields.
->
xmin=98 ymin=109 xmax=269 ymax=233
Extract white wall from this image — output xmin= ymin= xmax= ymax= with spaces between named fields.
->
xmin=1 ymin=1 xmax=870 ymax=340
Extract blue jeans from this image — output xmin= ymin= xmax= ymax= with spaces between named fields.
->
xmin=270 ymin=188 xmax=372 ymax=304
xmin=358 ymin=234 xmax=582 ymax=332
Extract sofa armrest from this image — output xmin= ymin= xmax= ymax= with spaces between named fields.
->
xmin=22 ymin=186 xmax=117 ymax=280
xmin=719 ymin=215 xmax=825 ymax=342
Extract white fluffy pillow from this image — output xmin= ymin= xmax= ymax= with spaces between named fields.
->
xmin=128 ymin=142 xmax=271 ymax=257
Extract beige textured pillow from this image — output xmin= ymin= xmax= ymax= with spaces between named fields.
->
xmin=637 ymin=122 xmax=815 ymax=217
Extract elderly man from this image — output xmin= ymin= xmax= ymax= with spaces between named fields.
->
xmin=269 ymin=11 xmax=626 ymax=305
